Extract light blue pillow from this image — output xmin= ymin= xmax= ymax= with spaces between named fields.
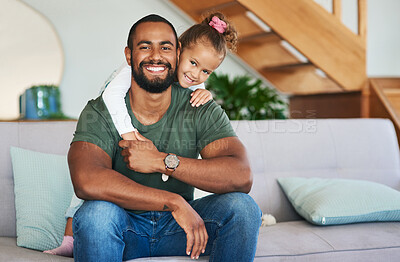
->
xmin=10 ymin=147 xmax=74 ymax=251
xmin=277 ymin=177 xmax=400 ymax=226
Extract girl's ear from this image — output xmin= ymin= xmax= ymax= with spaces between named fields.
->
xmin=124 ymin=46 xmax=132 ymax=66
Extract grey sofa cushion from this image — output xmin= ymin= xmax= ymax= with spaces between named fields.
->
xmin=0 ymin=123 xmax=18 ymax=237
xmin=255 ymin=221 xmax=400 ymax=261
xmin=0 ymin=237 xmax=72 ymax=261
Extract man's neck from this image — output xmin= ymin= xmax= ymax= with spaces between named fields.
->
xmin=129 ymin=83 xmax=172 ymax=126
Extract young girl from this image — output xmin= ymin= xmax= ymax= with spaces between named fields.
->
xmin=44 ymin=12 xmax=237 ymax=257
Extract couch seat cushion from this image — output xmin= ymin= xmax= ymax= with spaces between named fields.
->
xmin=255 ymin=221 xmax=400 ymax=261
xmin=0 ymin=237 xmax=72 ymax=261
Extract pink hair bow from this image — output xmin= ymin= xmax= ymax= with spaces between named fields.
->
xmin=209 ymin=16 xmax=227 ymax=34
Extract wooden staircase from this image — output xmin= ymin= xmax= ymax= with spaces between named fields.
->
xmin=170 ymin=0 xmax=367 ymax=95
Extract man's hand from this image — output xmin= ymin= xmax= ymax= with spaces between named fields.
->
xmin=119 ymin=132 xmax=165 ymax=173
xmin=190 ymin=89 xmax=213 ymax=107
xmin=171 ymin=200 xmax=208 ymax=259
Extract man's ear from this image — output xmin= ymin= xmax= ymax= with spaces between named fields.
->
xmin=124 ymin=46 xmax=132 ymax=66
xmin=176 ymin=41 xmax=181 ymax=64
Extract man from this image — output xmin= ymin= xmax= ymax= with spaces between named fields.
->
xmin=68 ymin=14 xmax=261 ymax=261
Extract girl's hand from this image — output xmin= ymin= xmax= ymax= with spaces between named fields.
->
xmin=121 ymin=130 xmax=150 ymax=141
xmin=190 ymin=89 xmax=213 ymax=107
xmin=121 ymin=131 xmax=137 ymax=140
xmin=121 ymin=132 xmax=137 ymax=140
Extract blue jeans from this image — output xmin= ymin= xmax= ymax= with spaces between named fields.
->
xmin=72 ymin=192 xmax=262 ymax=261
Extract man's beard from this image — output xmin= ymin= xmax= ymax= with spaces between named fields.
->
xmin=131 ymin=56 xmax=176 ymax=94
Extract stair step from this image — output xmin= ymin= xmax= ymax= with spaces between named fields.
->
xmin=231 ymin=15 xmax=266 ymax=38
xmin=383 ymin=89 xmax=400 ymax=96
xmin=218 ymin=3 xmax=265 ymax=39
xmin=372 ymin=78 xmax=400 ymax=97
xmin=172 ymin=0 xmax=265 ymax=39
xmin=261 ymin=64 xmax=343 ymax=95
xmin=237 ymin=33 xmax=304 ymax=70
xmin=170 ymin=0 xmax=234 ymax=19
xmin=263 ymin=62 xmax=311 ymax=71
xmin=198 ymin=1 xmax=242 ymax=16
xmin=238 ymin=32 xmax=276 ymax=43
xmin=375 ymin=78 xmax=400 ymax=89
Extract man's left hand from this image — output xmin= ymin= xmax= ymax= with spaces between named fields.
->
xmin=119 ymin=132 xmax=165 ymax=173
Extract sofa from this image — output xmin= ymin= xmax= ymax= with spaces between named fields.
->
xmin=1 ymin=118 xmax=400 ymax=262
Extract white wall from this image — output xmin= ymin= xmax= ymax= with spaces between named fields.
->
xmin=21 ymin=0 xmax=257 ymax=119
xmin=0 ymin=0 xmax=63 ymax=119
xmin=367 ymin=0 xmax=400 ymax=76
xmin=18 ymin=0 xmax=400 ymax=118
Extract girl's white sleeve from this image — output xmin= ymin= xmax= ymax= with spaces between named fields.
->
xmin=188 ymin=82 xmax=206 ymax=91
xmin=64 ymin=193 xmax=83 ymax=219
xmin=102 ymin=64 xmax=136 ymax=136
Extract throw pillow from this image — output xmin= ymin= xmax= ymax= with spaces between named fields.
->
xmin=10 ymin=146 xmax=73 ymax=251
xmin=277 ymin=177 xmax=400 ymax=225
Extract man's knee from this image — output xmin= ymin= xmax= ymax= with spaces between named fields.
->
xmin=222 ymin=192 xmax=262 ymax=227
xmin=73 ymin=200 xmax=126 ymax=235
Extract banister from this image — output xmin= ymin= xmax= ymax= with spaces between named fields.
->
xmin=332 ymin=0 xmax=342 ymax=20
xmin=358 ymin=0 xmax=367 ymax=46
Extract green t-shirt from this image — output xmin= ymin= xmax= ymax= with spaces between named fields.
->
xmin=72 ymin=83 xmax=236 ymax=208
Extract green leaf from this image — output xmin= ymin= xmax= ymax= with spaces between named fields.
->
xmin=206 ymin=72 xmax=288 ymax=120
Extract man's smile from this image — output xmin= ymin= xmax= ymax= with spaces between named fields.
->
xmin=145 ymin=65 xmax=167 ymax=74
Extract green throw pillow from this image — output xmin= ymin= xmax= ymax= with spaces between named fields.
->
xmin=277 ymin=177 xmax=400 ymax=226
xmin=10 ymin=147 xmax=74 ymax=251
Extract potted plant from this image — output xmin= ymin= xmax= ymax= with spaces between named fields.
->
xmin=206 ymin=73 xmax=288 ymax=120
xmin=20 ymin=85 xmax=70 ymax=120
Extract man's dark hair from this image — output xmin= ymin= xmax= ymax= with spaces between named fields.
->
xmin=127 ymin=14 xmax=179 ymax=50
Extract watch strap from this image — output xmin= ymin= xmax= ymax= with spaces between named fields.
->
xmin=164 ymin=167 xmax=174 ymax=176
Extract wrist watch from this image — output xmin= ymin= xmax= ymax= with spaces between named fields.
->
xmin=164 ymin=153 xmax=180 ymax=176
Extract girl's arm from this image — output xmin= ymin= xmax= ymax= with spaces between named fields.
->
xmin=102 ymin=64 xmax=136 ymax=140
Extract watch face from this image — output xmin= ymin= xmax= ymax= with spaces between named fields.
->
xmin=165 ymin=154 xmax=179 ymax=169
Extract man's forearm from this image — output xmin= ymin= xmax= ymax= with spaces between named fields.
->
xmin=68 ymin=142 xmax=184 ymax=212
xmin=78 ymin=167 xmax=184 ymax=211
xmin=163 ymin=156 xmax=252 ymax=194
